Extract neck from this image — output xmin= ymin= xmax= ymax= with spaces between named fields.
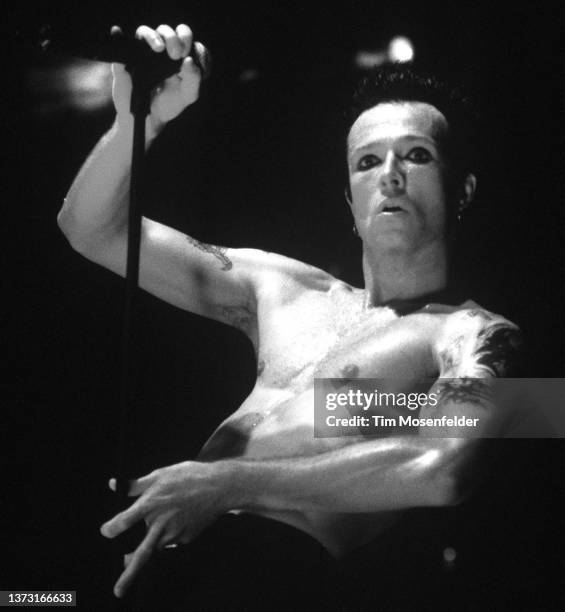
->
xmin=361 ymin=240 xmax=448 ymax=308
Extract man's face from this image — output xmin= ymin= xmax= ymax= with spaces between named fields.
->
xmin=347 ymin=101 xmax=451 ymax=253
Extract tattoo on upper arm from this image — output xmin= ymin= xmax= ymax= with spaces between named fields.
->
xmin=474 ymin=324 xmax=523 ymax=377
xmin=440 ymin=309 xmax=523 ymax=377
xmin=436 ymin=378 xmax=492 ymax=406
xmin=439 ymin=335 xmax=464 ymax=373
xmin=186 ymin=236 xmax=233 ymax=271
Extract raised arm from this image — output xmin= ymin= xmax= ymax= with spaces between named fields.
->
xmin=57 ymin=25 xmax=266 ymax=339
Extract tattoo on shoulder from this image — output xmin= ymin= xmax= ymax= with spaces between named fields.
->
xmin=474 ymin=323 xmax=523 ymax=377
xmin=186 ymin=236 xmax=233 ymax=271
xmin=440 ymin=310 xmax=523 ymax=377
xmin=438 ymin=334 xmax=464 ymax=374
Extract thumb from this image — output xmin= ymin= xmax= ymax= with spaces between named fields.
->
xmin=110 ymin=25 xmax=127 ymax=75
xmin=111 ymin=63 xmax=128 ymax=76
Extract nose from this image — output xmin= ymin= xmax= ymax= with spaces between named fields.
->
xmin=379 ymin=151 xmax=405 ymax=196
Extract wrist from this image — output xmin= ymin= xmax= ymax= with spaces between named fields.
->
xmin=215 ymin=458 xmax=305 ymax=514
xmin=214 ymin=459 xmax=278 ymax=513
xmin=112 ymin=113 xmax=163 ymax=148
xmin=214 ymin=459 xmax=256 ymax=511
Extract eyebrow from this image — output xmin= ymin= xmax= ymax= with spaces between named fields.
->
xmin=349 ymin=134 xmax=438 ymax=154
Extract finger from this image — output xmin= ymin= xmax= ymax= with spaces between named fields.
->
xmin=175 ymin=24 xmax=193 ymax=57
xmin=176 ymin=58 xmax=202 ymax=103
xmin=111 ymin=62 xmax=127 ymax=75
xmin=192 ymin=41 xmax=212 ymax=79
xmin=156 ymin=24 xmax=183 ymax=60
xmin=114 ymin=521 xmax=163 ymax=598
xmin=110 ymin=25 xmax=123 ymax=38
xmin=127 ymin=472 xmax=157 ymax=496
xmin=107 ymin=477 xmax=133 ymax=495
xmin=180 ymin=55 xmax=200 ymax=77
xmin=135 ymin=25 xmax=165 ymax=52
xmin=100 ymin=497 xmax=146 ymax=538
xmin=108 ymin=470 xmax=158 ymax=496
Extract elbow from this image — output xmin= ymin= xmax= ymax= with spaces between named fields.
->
xmin=432 ymin=472 xmax=467 ymax=507
xmin=428 ymin=461 xmax=479 ymax=507
xmin=420 ymin=471 xmax=459 ymax=508
xmin=428 ymin=438 xmax=482 ymax=507
xmin=56 ymin=206 xmax=70 ymax=236
xmin=57 ymin=206 xmax=85 ymax=253
xmin=57 ymin=205 xmax=113 ymax=257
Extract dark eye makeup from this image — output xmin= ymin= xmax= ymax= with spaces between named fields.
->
xmin=355 ymin=146 xmax=433 ymax=172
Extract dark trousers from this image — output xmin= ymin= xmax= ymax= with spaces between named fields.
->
xmin=121 ymin=511 xmax=463 ymax=611
xmin=123 ymin=513 xmax=338 ymax=611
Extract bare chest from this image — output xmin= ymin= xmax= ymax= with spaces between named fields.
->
xmin=256 ymin=289 xmax=439 ymax=389
xmin=197 ymin=288 xmax=442 ymax=462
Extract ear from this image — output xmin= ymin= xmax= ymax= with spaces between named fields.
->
xmin=344 ymin=184 xmax=353 ymax=207
xmin=460 ymin=173 xmax=477 ymax=211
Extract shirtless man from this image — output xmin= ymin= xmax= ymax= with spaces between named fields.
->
xmin=57 ymin=23 xmax=521 ymax=600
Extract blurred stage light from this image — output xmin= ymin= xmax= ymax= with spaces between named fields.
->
xmin=388 ymin=36 xmax=414 ymax=63
xmin=353 ymin=50 xmax=388 ymax=69
xmin=26 ymin=59 xmax=112 ymax=114
xmin=64 ymin=61 xmax=112 ymax=110
xmin=442 ymin=546 xmax=457 ymax=570
xmin=238 ymin=68 xmax=260 ymax=83
xmin=353 ymin=36 xmax=414 ymax=70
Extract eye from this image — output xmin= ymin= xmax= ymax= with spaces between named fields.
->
xmin=357 ymin=154 xmax=382 ymax=171
xmin=405 ymin=147 xmax=433 ymax=164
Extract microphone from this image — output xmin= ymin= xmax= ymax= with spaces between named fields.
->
xmin=27 ymin=24 xmax=211 ymax=82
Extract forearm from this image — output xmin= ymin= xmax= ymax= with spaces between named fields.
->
xmin=223 ymin=437 xmax=456 ymax=515
xmin=57 ymin=118 xmax=160 ymax=251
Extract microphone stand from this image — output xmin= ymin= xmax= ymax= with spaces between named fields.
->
xmin=30 ymin=24 xmax=209 ymax=605
xmin=114 ymin=53 xmax=182 ymax=550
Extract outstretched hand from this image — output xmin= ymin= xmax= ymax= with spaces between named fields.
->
xmin=101 ymin=460 xmax=233 ymax=598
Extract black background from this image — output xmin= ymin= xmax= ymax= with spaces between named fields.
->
xmin=2 ymin=1 xmax=564 ymax=609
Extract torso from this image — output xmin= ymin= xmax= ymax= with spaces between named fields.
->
xmin=196 ymin=267 xmax=454 ymax=555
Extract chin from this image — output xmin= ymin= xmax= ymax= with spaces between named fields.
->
xmin=367 ymin=224 xmax=411 ymax=241
xmin=365 ymin=233 xmax=412 ymax=252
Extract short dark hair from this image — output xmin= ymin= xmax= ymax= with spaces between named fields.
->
xmin=346 ymin=64 xmax=480 ymax=190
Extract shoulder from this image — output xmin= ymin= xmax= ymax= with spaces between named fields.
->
xmin=433 ymin=300 xmax=524 ymax=377
xmin=442 ymin=300 xmax=520 ymax=335
xmin=235 ymin=248 xmax=337 ymax=296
